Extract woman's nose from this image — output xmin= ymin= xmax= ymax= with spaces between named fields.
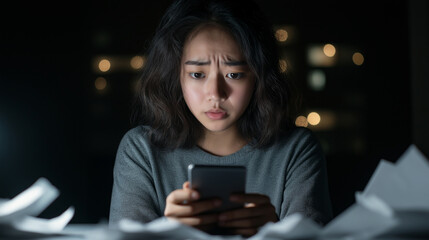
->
xmin=205 ymin=72 xmax=226 ymax=102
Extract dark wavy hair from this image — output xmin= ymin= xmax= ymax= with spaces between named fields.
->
xmin=132 ymin=0 xmax=296 ymax=149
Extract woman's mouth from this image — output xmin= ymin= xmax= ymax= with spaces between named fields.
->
xmin=205 ymin=110 xmax=227 ymax=120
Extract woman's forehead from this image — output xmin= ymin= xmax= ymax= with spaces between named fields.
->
xmin=182 ymin=24 xmax=244 ymax=61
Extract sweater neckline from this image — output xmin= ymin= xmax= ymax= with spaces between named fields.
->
xmin=190 ymin=143 xmax=253 ymax=165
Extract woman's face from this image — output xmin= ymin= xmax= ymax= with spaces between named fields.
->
xmin=180 ymin=24 xmax=255 ymax=135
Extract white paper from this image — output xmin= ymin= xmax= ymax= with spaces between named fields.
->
xmin=394 ymin=145 xmax=429 ymax=209
xmin=363 ymin=145 xmax=429 ymax=210
xmin=0 ymin=178 xmax=75 ymax=237
xmin=12 ymin=206 xmax=75 ymax=233
xmin=0 ymin=178 xmax=59 ymax=222
xmin=117 ymin=217 xmax=242 ymax=240
xmin=249 ymin=213 xmax=321 ymax=240
xmin=322 ymin=144 xmax=429 ymax=239
xmin=321 ymin=195 xmax=397 ymax=239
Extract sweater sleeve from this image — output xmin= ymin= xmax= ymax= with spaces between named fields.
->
xmin=280 ymin=128 xmax=333 ymax=225
xmin=109 ymin=128 xmax=161 ymax=225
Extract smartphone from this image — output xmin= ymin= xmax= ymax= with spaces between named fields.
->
xmin=188 ymin=164 xmax=246 ymax=213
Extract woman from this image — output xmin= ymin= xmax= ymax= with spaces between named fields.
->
xmin=110 ymin=0 xmax=332 ymax=236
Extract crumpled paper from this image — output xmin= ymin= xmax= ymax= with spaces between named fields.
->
xmin=0 ymin=178 xmax=74 ymax=237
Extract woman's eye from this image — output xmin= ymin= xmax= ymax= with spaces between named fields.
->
xmin=226 ymin=73 xmax=244 ymax=80
xmin=189 ymin=72 xmax=205 ymax=79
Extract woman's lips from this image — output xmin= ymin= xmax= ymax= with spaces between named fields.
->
xmin=205 ymin=111 xmax=226 ymax=120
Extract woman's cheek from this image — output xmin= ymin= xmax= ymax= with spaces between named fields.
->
xmin=183 ymin=85 xmax=204 ymax=111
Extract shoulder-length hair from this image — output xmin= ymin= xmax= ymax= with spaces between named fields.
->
xmin=132 ymin=0 xmax=296 ymax=149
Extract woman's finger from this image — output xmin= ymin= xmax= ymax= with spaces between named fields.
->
xmin=166 ymin=188 xmax=199 ymax=204
xmin=173 ymin=213 xmax=219 ymax=226
xmin=166 ymin=198 xmax=222 ymax=217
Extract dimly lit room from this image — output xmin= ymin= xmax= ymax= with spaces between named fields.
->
xmin=1 ymin=0 xmax=428 ymax=238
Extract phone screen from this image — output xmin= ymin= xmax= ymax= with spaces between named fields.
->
xmin=188 ymin=164 xmax=246 ymax=213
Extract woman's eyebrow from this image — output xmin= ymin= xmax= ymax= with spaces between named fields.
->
xmin=223 ymin=60 xmax=247 ymax=66
xmin=184 ymin=60 xmax=247 ymax=66
xmin=184 ymin=60 xmax=210 ymax=66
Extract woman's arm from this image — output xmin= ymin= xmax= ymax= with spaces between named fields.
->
xmin=109 ymin=130 xmax=161 ymax=225
xmin=280 ymin=129 xmax=333 ymax=225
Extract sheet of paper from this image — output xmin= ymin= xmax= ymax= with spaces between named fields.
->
xmin=0 ymin=178 xmax=59 ymax=222
xmin=362 ymin=160 xmax=412 ymax=209
xmin=117 ymin=217 xmax=243 ymax=240
xmin=394 ymin=145 xmax=429 ymax=209
xmin=12 ymin=206 xmax=75 ymax=233
xmin=322 ymin=144 xmax=429 ymax=239
xmin=321 ymin=195 xmax=397 ymax=239
xmin=0 ymin=178 xmax=75 ymax=238
xmin=363 ymin=145 xmax=429 ymax=210
xmin=249 ymin=213 xmax=321 ymax=240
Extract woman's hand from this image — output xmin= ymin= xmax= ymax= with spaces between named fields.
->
xmin=164 ymin=182 xmax=222 ymax=231
xmin=217 ymin=193 xmax=278 ymax=237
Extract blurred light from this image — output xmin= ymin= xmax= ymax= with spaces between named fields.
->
xmin=308 ymin=45 xmax=336 ymax=67
xmin=323 ymin=44 xmax=336 ymax=57
xmin=295 ymin=116 xmax=308 ymax=127
xmin=308 ymin=70 xmax=326 ymax=91
xmin=306 ymin=110 xmax=336 ymax=131
xmin=95 ymin=77 xmax=107 ymax=90
xmin=352 ymin=52 xmax=364 ymax=66
xmin=307 ymin=112 xmax=321 ymax=125
xmin=275 ymin=29 xmax=288 ymax=42
xmin=98 ymin=59 xmax=111 ymax=72
xmin=130 ymin=56 xmax=145 ymax=70
xmin=279 ymin=59 xmax=287 ymax=73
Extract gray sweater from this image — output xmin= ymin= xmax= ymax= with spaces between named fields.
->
xmin=109 ymin=125 xmax=332 ymax=225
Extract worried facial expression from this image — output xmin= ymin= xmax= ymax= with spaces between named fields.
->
xmin=180 ymin=25 xmax=255 ymax=134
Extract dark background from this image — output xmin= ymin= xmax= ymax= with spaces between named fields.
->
xmin=1 ymin=0 xmax=428 ymax=224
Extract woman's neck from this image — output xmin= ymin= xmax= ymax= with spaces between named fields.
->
xmin=197 ymin=126 xmax=249 ymax=157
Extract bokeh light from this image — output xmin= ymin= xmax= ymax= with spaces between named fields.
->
xmin=308 ymin=70 xmax=326 ymax=91
xmin=279 ymin=59 xmax=287 ymax=73
xmin=323 ymin=44 xmax=336 ymax=57
xmin=308 ymin=45 xmax=336 ymax=67
xmin=275 ymin=29 xmax=288 ymax=42
xmin=130 ymin=56 xmax=145 ymax=70
xmin=98 ymin=59 xmax=111 ymax=72
xmin=307 ymin=112 xmax=321 ymax=125
xmin=352 ymin=52 xmax=364 ymax=66
xmin=295 ymin=116 xmax=308 ymax=127
xmin=95 ymin=77 xmax=107 ymax=90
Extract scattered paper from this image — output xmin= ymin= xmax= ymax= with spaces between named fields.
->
xmin=0 ymin=178 xmax=59 ymax=223
xmin=248 ymin=213 xmax=321 ymax=240
xmin=116 ymin=217 xmax=242 ymax=240
xmin=363 ymin=145 xmax=429 ymax=210
xmin=12 ymin=206 xmax=75 ymax=233
xmin=0 ymin=178 xmax=74 ymax=238
xmin=321 ymin=194 xmax=397 ymax=239
xmin=321 ymin=144 xmax=429 ymax=239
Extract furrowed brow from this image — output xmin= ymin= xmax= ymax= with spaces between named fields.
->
xmin=184 ymin=60 xmax=211 ymax=66
xmin=223 ymin=61 xmax=247 ymax=66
